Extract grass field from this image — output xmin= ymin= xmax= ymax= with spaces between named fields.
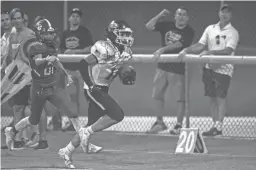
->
xmin=1 ymin=131 xmax=256 ymax=170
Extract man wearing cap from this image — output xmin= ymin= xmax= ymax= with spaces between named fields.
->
xmin=179 ymin=4 xmax=239 ymax=136
xmin=60 ymin=8 xmax=93 ymax=55
xmin=60 ymin=8 xmax=94 ymax=131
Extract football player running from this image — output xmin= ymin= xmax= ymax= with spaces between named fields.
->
xmin=58 ymin=20 xmax=136 ymax=169
xmin=4 ymin=18 xmax=82 ymax=151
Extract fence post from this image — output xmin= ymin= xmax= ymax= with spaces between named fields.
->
xmin=185 ymin=63 xmax=190 ymax=128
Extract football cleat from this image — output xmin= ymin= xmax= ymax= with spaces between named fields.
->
xmin=146 ymin=122 xmax=167 ymax=134
xmin=4 ymin=127 xmax=15 ymax=150
xmin=33 ymin=140 xmax=49 ymax=150
xmin=202 ymin=127 xmax=222 ymax=137
xmin=13 ymin=140 xmax=26 ymax=150
xmin=88 ymin=143 xmax=103 ymax=153
xmin=1 ymin=146 xmax=8 ymax=149
xmin=58 ymin=148 xmax=75 ymax=169
xmin=25 ymin=133 xmax=39 ymax=148
xmin=170 ymin=124 xmax=182 ymax=135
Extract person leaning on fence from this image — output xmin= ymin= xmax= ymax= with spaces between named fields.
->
xmin=2 ymin=8 xmax=38 ymax=149
xmin=145 ymin=7 xmax=195 ymax=134
xmin=1 ymin=10 xmax=13 ymax=149
xmin=60 ymin=8 xmax=94 ymax=131
xmin=1 ymin=10 xmax=12 ymax=69
xmin=179 ymin=4 xmax=239 ymax=136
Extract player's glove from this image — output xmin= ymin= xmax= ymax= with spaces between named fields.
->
xmin=118 ymin=65 xmax=136 ymax=85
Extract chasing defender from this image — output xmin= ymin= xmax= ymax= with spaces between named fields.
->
xmin=4 ymin=18 xmax=81 ymax=150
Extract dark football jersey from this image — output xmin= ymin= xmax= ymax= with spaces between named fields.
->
xmin=24 ymin=38 xmax=62 ymax=87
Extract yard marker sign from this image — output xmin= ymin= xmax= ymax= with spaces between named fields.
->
xmin=175 ymin=128 xmax=208 ymax=154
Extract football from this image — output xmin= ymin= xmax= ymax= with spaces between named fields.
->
xmin=118 ymin=65 xmax=136 ymax=85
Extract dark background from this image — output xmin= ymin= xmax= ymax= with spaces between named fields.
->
xmin=2 ymin=1 xmax=256 ymax=47
xmin=1 ymin=1 xmax=256 ymax=117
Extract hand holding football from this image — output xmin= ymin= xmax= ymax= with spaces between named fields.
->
xmin=118 ymin=65 xmax=136 ymax=85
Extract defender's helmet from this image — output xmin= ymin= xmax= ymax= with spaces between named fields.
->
xmin=106 ymin=20 xmax=134 ymax=47
xmin=34 ymin=19 xmax=56 ymax=45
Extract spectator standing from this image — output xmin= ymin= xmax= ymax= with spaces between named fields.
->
xmin=60 ymin=8 xmax=93 ymax=131
xmin=6 ymin=8 xmax=35 ymax=149
xmin=179 ymin=4 xmax=239 ymax=136
xmin=1 ymin=10 xmax=13 ymax=150
xmin=145 ymin=7 xmax=194 ymax=134
xmin=1 ymin=10 xmax=12 ymax=67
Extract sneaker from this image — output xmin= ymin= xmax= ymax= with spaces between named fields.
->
xmin=146 ymin=121 xmax=167 ymax=134
xmin=202 ymin=127 xmax=222 ymax=137
xmin=58 ymin=148 xmax=75 ymax=169
xmin=1 ymin=146 xmax=8 ymax=149
xmin=13 ymin=140 xmax=25 ymax=150
xmin=4 ymin=127 xmax=15 ymax=150
xmin=170 ymin=124 xmax=182 ymax=135
xmin=88 ymin=143 xmax=103 ymax=153
xmin=79 ymin=128 xmax=91 ymax=153
xmin=34 ymin=140 xmax=49 ymax=150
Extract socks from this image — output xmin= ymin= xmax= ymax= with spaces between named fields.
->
xmin=12 ymin=127 xmax=19 ymax=135
xmin=66 ymin=142 xmax=76 ymax=153
xmin=14 ymin=117 xmax=31 ymax=133
xmin=70 ymin=117 xmax=81 ymax=132
xmin=86 ymin=126 xmax=94 ymax=135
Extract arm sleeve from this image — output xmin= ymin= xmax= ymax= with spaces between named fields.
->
xmin=23 ymin=38 xmax=42 ymax=58
xmin=23 ymin=38 xmax=41 ymax=57
xmin=226 ymin=29 xmax=239 ymax=50
xmin=198 ymin=25 xmax=211 ymax=46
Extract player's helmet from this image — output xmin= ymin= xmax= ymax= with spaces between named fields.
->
xmin=106 ymin=20 xmax=134 ymax=47
xmin=34 ymin=19 xmax=56 ymax=45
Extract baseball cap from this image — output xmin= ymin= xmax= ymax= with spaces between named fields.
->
xmin=70 ymin=8 xmax=83 ymax=16
xmin=220 ymin=4 xmax=232 ymax=12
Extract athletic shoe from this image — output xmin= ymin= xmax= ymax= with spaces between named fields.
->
xmin=169 ymin=124 xmax=182 ymax=135
xmin=58 ymin=148 xmax=75 ymax=169
xmin=202 ymin=127 xmax=222 ymax=136
xmin=4 ymin=127 xmax=15 ymax=150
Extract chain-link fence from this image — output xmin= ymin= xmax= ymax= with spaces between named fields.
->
xmin=2 ymin=51 xmax=256 ymax=139
xmin=1 ymin=115 xmax=256 ymax=139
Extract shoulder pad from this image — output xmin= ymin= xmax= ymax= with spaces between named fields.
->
xmin=91 ymin=40 xmax=115 ymax=61
xmin=27 ymin=39 xmax=46 ymax=57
